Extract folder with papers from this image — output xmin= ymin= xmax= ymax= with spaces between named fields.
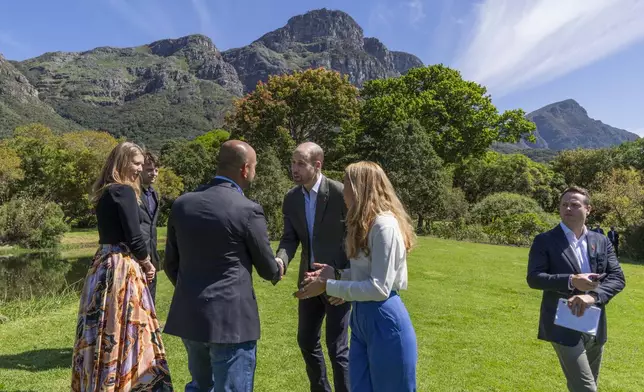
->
xmin=554 ymin=298 xmax=601 ymax=336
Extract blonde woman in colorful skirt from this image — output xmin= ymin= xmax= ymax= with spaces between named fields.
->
xmin=71 ymin=142 xmax=173 ymax=391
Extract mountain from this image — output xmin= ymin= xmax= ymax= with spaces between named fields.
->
xmin=1 ymin=9 xmax=422 ymax=147
xmin=222 ymin=8 xmax=423 ymax=92
xmin=0 ymin=54 xmax=81 ymax=137
xmin=520 ymin=99 xmax=638 ymax=150
xmin=13 ymin=35 xmax=238 ymax=148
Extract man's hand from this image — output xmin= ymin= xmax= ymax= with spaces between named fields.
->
xmin=571 ymin=273 xmax=601 ymax=291
xmin=328 ymin=297 xmax=345 ymax=306
xmin=567 ymin=294 xmax=596 ymax=317
xmin=301 ymin=263 xmax=335 ymax=286
xmin=275 ymin=257 xmax=284 ymax=279
xmin=140 ymin=260 xmax=156 ymax=284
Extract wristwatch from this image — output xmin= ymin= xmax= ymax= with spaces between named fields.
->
xmin=334 ymin=268 xmax=342 ymax=281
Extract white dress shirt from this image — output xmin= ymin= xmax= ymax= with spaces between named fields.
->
xmin=326 ymin=213 xmax=408 ymax=302
xmin=560 ymin=222 xmax=591 ymax=274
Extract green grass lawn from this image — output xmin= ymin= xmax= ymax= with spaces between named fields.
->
xmin=1 ymin=237 xmax=643 ymax=391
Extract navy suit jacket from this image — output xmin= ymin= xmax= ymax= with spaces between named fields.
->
xmin=527 ymin=225 xmax=625 ymax=346
xmin=164 ymin=178 xmax=281 ymax=344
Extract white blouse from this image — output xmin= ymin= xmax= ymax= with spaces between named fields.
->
xmin=326 ymin=213 xmax=408 ymax=302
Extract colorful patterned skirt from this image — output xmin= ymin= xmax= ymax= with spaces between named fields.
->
xmin=71 ymin=245 xmax=173 ymax=391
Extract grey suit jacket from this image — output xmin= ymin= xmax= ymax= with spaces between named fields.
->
xmin=527 ymin=225 xmax=625 ymax=346
xmin=277 ymin=176 xmax=349 ymax=288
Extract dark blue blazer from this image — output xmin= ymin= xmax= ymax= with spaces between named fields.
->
xmin=527 ymin=225 xmax=625 ymax=346
xmin=164 ymin=178 xmax=281 ymax=344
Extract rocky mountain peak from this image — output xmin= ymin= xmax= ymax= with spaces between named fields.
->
xmin=258 ymin=8 xmax=364 ymax=52
xmin=544 ymin=99 xmax=588 ymax=118
xmin=148 ymin=34 xmax=216 ymax=57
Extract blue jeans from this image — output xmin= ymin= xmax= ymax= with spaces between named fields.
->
xmin=182 ymin=339 xmax=257 ymax=392
xmin=349 ymin=292 xmax=417 ymax=392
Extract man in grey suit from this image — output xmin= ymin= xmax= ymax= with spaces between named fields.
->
xmin=164 ymin=140 xmax=284 ymax=392
xmin=276 ymin=142 xmax=350 ymax=392
xmin=527 ymin=186 xmax=625 ymax=392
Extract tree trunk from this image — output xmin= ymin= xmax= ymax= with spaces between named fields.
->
xmin=417 ymin=214 xmax=424 ymax=233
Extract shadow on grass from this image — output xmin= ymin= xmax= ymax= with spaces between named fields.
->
xmin=0 ymin=348 xmax=72 ymax=372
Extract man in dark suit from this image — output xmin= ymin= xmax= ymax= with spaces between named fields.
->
xmin=276 ymin=142 xmax=350 ymax=392
xmin=140 ymin=151 xmax=160 ymax=303
xmin=164 ymin=140 xmax=284 ymax=392
xmin=591 ymin=223 xmax=604 ymax=235
xmin=527 ymin=186 xmax=625 ymax=392
xmin=607 ymin=226 xmax=619 ymax=257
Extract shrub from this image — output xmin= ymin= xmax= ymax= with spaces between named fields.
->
xmin=0 ymin=197 xmax=69 ymax=248
xmin=430 ymin=220 xmax=490 ymax=244
xmin=471 ymin=192 xmax=543 ymax=225
xmin=485 ymin=212 xmax=556 ymax=247
xmin=622 ymin=224 xmax=644 ymax=262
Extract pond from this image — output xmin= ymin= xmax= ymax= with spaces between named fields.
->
xmin=0 ymin=250 xmax=166 ymax=303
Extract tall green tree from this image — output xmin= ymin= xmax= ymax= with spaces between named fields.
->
xmin=246 ymin=149 xmax=293 ymax=239
xmin=160 ymin=140 xmax=212 ymax=192
xmin=0 ymin=144 xmax=24 ymax=202
xmin=360 ymin=65 xmax=536 ymax=163
xmin=362 ymin=120 xmax=451 ymax=229
xmin=226 ymin=68 xmax=361 ymax=168
xmin=550 ymin=148 xmax=615 ymax=190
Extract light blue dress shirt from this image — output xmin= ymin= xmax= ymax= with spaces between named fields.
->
xmin=302 ymin=175 xmax=322 ymax=268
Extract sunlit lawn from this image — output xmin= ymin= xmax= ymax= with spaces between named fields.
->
xmin=1 ymin=236 xmax=642 ymax=391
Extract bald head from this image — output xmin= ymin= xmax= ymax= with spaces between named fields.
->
xmin=294 ymin=142 xmax=324 ymax=166
xmin=216 ymin=140 xmax=257 ymax=187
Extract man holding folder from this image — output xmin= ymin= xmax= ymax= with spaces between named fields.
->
xmin=527 ymin=186 xmax=625 ymax=392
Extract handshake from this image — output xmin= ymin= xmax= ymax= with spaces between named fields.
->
xmin=270 ymin=257 xmax=285 ymax=285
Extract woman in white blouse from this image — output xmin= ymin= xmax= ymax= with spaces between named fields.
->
xmin=295 ymin=161 xmax=417 ymax=392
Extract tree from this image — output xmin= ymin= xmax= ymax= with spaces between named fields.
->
xmin=0 ymin=144 xmax=24 ymax=202
xmin=246 ymin=149 xmax=293 ymax=240
xmin=226 ymin=68 xmax=361 ymax=167
xmin=160 ymin=139 xmax=212 ymax=192
xmin=550 ymin=148 xmax=615 ymax=190
xmin=155 ymin=167 xmax=184 ymax=226
xmin=6 ymin=124 xmax=118 ymax=226
xmin=453 ymin=151 xmax=564 ymax=211
xmin=361 ymin=120 xmax=451 ymax=229
xmin=592 ymin=168 xmax=644 ymax=228
xmin=360 ymin=65 xmax=536 ymax=163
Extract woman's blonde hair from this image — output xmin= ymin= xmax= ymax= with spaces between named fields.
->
xmin=344 ymin=161 xmax=416 ymax=259
xmin=92 ymin=141 xmax=144 ymax=204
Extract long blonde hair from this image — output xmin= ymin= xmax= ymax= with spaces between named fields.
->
xmin=92 ymin=141 xmax=144 ymax=204
xmin=344 ymin=161 xmax=416 ymax=259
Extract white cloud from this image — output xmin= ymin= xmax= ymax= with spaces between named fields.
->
xmin=369 ymin=3 xmax=393 ymax=29
xmin=406 ymin=0 xmax=426 ymax=26
xmin=108 ymin=0 xmax=176 ymax=38
xmin=191 ymin=0 xmax=212 ymax=35
xmin=455 ymin=0 xmax=644 ymax=96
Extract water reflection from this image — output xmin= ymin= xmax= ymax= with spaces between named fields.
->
xmin=0 ymin=250 xmax=165 ymax=302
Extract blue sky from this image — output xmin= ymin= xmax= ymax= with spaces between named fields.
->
xmin=1 ymin=0 xmax=643 ymax=135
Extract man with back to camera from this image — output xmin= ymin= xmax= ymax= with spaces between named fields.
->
xmin=164 ymin=140 xmax=284 ymax=392
xmin=527 ymin=186 xmax=625 ymax=392
xmin=276 ymin=142 xmax=351 ymax=392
